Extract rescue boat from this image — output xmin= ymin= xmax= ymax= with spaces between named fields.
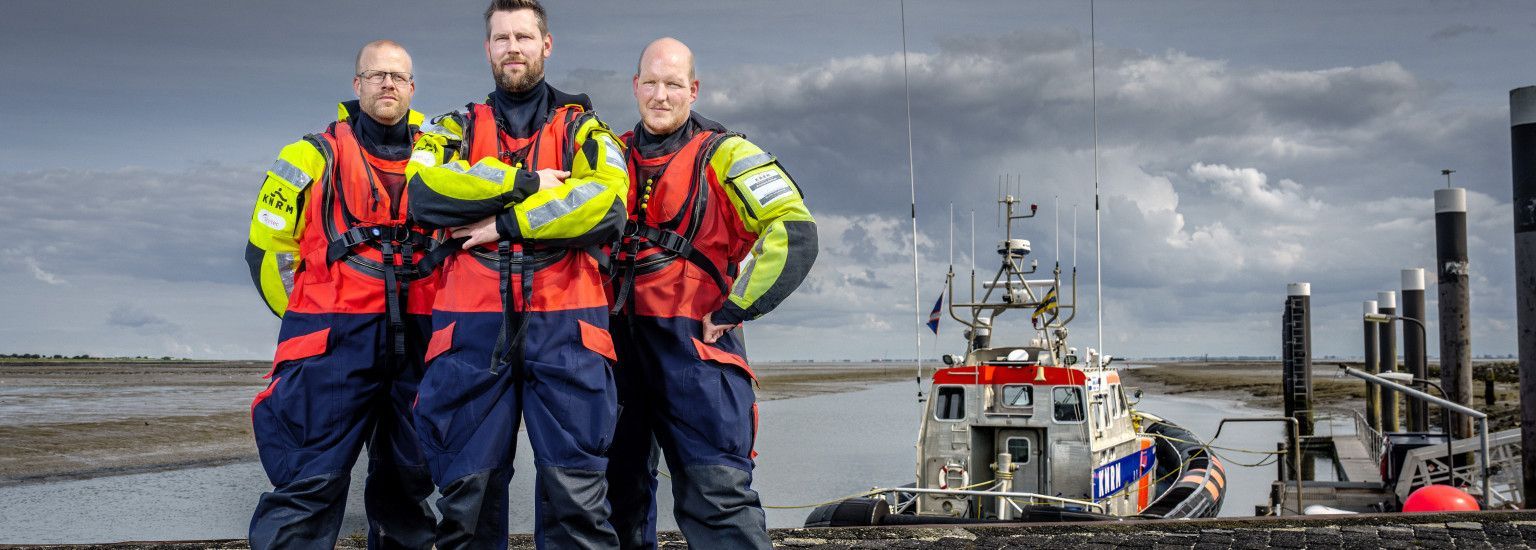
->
xmin=805 ymin=196 xmax=1225 ymax=526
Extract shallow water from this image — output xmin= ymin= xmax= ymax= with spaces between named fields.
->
xmin=0 ymin=380 xmax=1319 ymax=544
xmin=0 ymin=384 xmax=255 ymax=426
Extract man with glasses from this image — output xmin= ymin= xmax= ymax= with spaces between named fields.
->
xmin=246 ymin=39 xmax=437 ymax=550
xmin=404 ymin=0 xmax=628 ymax=548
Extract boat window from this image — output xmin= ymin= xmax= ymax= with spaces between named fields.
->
xmin=1053 ymin=387 xmax=1084 ymax=423
xmin=934 ymin=386 xmax=966 ymax=421
xmin=1005 ymin=436 xmax=1031 ymax=464
xmin=1001 ymin=385 xmax=1033 ymax=407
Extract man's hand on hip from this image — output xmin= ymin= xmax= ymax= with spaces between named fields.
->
xmin=702 ymin=312 xmax=737 ymax=344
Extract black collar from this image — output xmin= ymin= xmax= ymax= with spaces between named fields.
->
xmin=632 ymin=112 xmax=728 ymax=158
xmin=343 ymin=100 xmax=412 ymax=161
xmin=489 ymin=80 xmax=554 ymax=139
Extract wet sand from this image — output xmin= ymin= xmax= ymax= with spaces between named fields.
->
xmin=0 ymin=359 xmax=911 ymax=486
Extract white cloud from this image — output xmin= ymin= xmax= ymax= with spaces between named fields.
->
xmin=22 ymin=257 xmax=65 ymax=285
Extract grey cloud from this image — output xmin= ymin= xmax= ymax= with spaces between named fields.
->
xmin=0 ymin=164 xmax=256 ymax=286
xmin=107 ymin=304 xmax=177 ymax=334
xmin=1430 ymin=24 xmax=1495 ymax=41
xmin=2 ymin=3 xmax=1526 ymax=360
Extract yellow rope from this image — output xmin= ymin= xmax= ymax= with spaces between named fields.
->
xmin=760 ymin=478 xmax=1000 ymax=510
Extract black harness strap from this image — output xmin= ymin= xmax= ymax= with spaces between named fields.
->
xmin=491 ymin=241 xmax=513 ymax=374
xmin=627 ymin=224 xmax=731 ymax=297
xmin=611 ymin=133 xmax=737 ymax=314
xmin=308 ymin=123 xmax=444 ymax=358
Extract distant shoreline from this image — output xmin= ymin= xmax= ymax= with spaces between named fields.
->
xmin=1118 ymin=360 xmax=1520 ymax=432
xmin=0 ymin=360 xmax=911 ymax=486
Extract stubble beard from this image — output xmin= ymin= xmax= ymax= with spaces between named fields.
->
xmin=363 ymin=96 xmax=406 ymax=125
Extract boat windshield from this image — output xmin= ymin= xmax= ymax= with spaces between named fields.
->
xmin=1052 ymin=386 xmax=1084 ymax=423
xmin=1001 ymin=384 xmax=1033 ymax=407
xmin=934 ymin=386 xmax=965 ymax=420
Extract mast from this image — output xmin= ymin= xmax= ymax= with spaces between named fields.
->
xmin=1091 ymin=0 xmax=1105 ymax=369
xmin=900 ymin=0 xmax=922 ymax=400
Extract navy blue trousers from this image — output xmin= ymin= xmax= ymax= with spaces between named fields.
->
xmin=250 ymin=312 xmax=436 ymax=550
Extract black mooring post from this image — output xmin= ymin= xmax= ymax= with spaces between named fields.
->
xmin=1283 ymin=283 xmax=1314 ymax=436
xmin=1379 ymin=291 xmax=1400 ymax=433
xmin=1402 ymin=268 xmax=1428 ymax=432
xmin=1485 ymin=369 xmax=1496 ymax=410
xmin=1436 ymin=187 xmax=1474 ymax=441
xmin=1364 ymin=300 xmax=1381 ymax=432
xmin=1510 ymin=85 xmax=1536 ymax=508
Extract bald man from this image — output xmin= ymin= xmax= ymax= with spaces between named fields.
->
xmin=606 ymin=37 xmax=818 ymax=549
xmin=246 ymin=39 xmax=438 ymax=550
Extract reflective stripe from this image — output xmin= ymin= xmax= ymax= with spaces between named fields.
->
xmin=276 ymin=252 xmax=296 ymax=295
xmin=732 ymin=256 xmax=756 ymax=298
xmin=421 ymin=121 xmax=454 ymax=136
xmin=269 ymin=158 xmax=311 ymax=190
xmin=525 ymin=182 xmax=604 ymax=230
xmin=466 ymin=161 xmax=507 ymax=184
xmin=601 ymin=135 xmax=625 ymax=173
xmin=727 ymin=153 xmax=773 ymax=179
xmin=422 ymin=112 xmax=464 ymax=137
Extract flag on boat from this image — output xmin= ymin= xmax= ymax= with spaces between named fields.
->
xmin=927 ymin=292 xmax=943 ymax=334
xmin=1032 ymin=286 xmax=1059 ymax=327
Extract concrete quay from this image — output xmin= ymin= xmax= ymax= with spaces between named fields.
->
xmin=6 ymin=510 xmax=1536 ymax=549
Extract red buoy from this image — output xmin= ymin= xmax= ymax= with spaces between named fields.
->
xmin=1401 ymin=485 xmax=1479 ymax=512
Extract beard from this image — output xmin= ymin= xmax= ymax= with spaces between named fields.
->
xmin=493 ymin=54 xmax=545 ymax=93
xmin=362 ymin=95 xmax=406 ymax=125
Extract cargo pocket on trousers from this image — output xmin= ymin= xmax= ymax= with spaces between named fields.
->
xmin=577 ymin=320 xmax=617 ymax=364
xmin=690 ymin=337 xmax=756 ymax=383
xmin=266 ymin=327 xmax=331 ymax=378
xmin=425 ymin=322 xmax=457 ymax=365
xmin=691 ymin=337 xmax=756 ymax=458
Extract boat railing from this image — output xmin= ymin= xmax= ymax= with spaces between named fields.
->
xmin=870 ymin=485 xmax=1108 ymax=515
xmin=1395 ymin=428 xmax=1523 ymax=509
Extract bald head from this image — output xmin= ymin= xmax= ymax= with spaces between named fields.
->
xmin=637 ymin=37 xmax=694 ymax=80
xmin=633 ymin=37 xmax=699 ymax=136
xmin=355 ymin=39 xmax=411 ymax=74
xmin=352 ymin=40 xmax=414 ymax=126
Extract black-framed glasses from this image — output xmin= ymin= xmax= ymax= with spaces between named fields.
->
xmin=357 ymin=70 xmax=414 ymax=84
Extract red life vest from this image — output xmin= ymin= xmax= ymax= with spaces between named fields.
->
xmin=287 ymin=120 xmax=437 ymax=322
xmin=615 ymin=129 xmax=753 ymax=319
xmin=430 ymin=101 xmax=609 ymax=315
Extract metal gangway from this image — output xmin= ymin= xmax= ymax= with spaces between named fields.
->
xmin=1338 ymin=365 xmax=1516 ymax=508
xmin=1395 ymin=428 xmax=1523 ymax=509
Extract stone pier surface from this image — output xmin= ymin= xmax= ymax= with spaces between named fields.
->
xmin=7 ymin=510 xmax=1536 ymax=549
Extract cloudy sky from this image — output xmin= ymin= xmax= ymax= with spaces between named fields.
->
xmin=2 ymin=0 xmax=1531 ymax=361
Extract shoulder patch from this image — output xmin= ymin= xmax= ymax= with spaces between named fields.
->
xmin=740 ymin=167 xmax=794 ymax=207
xmin=256 ymin=209 xmax=288 ymax=230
